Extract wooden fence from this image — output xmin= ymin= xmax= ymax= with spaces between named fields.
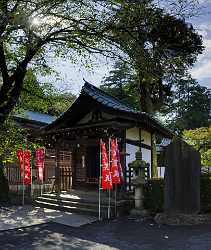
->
xmin=5 ymin=149 xmax=56 ymax=186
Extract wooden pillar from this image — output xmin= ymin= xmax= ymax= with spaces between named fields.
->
xmin=55 ymin=141 xmax=61 ymax=193
xmin=151 ymin=133 xmax=158 ymax=178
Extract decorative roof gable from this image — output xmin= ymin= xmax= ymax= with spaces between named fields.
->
xmin=82 ymin=81 xmax=139 ymax=114
xmin=44 ymin=81 xmax=174 ymax=138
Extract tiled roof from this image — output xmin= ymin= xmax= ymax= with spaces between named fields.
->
xmin=82 ymin=82 xmax=174 ymax=137
xmin=15 ymin=111 xmax=56 ymax=124
xmin=44 ymin=81 xmax=174 ymax=138
xmin=82 ymin=81 xmax=139 ymax=114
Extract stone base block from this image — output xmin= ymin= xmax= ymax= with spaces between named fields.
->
xmin=130 ymin=208 xmax=148 ymax=217
xmin=155 ymin=213 xmax=211 ymax=225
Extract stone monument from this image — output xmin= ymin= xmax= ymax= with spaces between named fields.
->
xmin=155 ymin=138 xmax=202 ymax=225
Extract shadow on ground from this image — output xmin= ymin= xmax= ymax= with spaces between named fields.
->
xmin=0 ymin=217 xmax=211 ymax=249
xmin=0 ymin=205 xmax=96 ymax=231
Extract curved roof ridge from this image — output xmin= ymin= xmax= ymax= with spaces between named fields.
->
xmin=82 ymin=80 xmax=139 ymax=114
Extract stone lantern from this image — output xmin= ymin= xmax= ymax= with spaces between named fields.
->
xmin=129 ymin=150 xmax=148 ymax=216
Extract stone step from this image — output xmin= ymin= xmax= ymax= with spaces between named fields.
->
xmin=34 ymin=192 xmax=133 ymax=219
xmin=41 ymin=192 xmax=118 ymax=205
xmin=36 ymin=196 xmax=110 ymax=209
xmin=34 ymin=200 xmax=103 ymax=217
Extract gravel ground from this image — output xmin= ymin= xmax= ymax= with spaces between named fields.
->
xmin=0 ymin=217 xmax=211 ymax=250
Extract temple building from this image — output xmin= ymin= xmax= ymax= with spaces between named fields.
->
xmin=42 ymin=81 xmax=173 ymax=193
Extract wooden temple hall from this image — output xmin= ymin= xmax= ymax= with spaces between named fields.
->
xmin=42 ymin=81 xmax=173 ymax=196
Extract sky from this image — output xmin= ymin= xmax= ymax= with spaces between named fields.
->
xmin=189 ymin=0 xmax=211 ymax=89
xmin=42 ymin=0 xmax=211 ymax=95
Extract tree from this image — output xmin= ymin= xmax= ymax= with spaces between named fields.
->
xmin=101 ymin=60 xmax=140 ymax=109
xmin=17 ymin=69 xmax=75 ymax=116
xmin=162 ymin=76 xmax=210 ymax=133
xmin=183 ymin=127 xmax=211 ymax=166
xmin=0 ymin=69 xmax=75 ymax=164
xmin=0 ymin=118 xmax=38 ymax=163
xmin=0 ymin=0 xmax=118 ymax=123
xmin=0 ymin=1 xmax=204 ymax=123
xmin=112 ymin=2 xmax=203 ymax=113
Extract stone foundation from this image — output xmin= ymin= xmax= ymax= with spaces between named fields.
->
xmin=155 ymin=213 xmax=211 ymax=225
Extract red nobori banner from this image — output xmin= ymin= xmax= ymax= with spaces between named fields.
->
xmin=116 ymin=139 xmax=124 ymax=183
xmin=35 ymin=148 xmax=45 ymax=182
xmin=17 ymin=149 xmax=31 ymax=185
xmin=111 ymin=139 xmax=121 ymax=184
xmin=101 ymin=141 xmax=113 ymax=190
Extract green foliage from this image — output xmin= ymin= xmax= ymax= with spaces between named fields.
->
xmin=143 ymin=178 xmax=164 ymax=214
xmin=0 ymin=69 xmax=74 ymax=163
xmin=162 ymin=76 xmax=210 ymax=133
xmin=200 ymin=174 xmax=211 ymax=213
xmin=101 ymin=60 xmax=140 ymax=109
xmin=0 ymin=0 xmax=118 ymax=121
xmin=143 ymin=175 xmax=211 ymax=214
xmin=111 ymin=2 xmax=203 ymax=112
xmin=183 ymin=127 xmax=211 ymax=166
xmin=16 ymin=69 xmax=75 ymax=116
xmin=0 ymin=118 xmax=41 ymax=163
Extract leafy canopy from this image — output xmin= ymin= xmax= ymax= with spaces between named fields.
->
xmin=0 ymin=118 xmax=41 ymax=163
xmin=183 ymin=127 xmax=211 ymax=166
xmin=17 ymin=69 xmax=75 ymax=116
xmin=110 ymin=2 xmax=203 ymax=112
xmin=0 ymin=70 xmax=75 ymax=163
xmin=161 ymin=76 xmax=210 ymax=133
xmin=0 ymin=0 xmax=118 ymax=121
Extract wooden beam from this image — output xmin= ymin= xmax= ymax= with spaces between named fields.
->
xmin=125 ymin=139 xmax=152 ymax=150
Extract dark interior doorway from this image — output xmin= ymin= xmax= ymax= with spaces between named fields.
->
xmin=86 ymin=145 xmax=100 ymax=182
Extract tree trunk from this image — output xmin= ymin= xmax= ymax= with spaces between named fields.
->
xmin=139 ymin=78 xmax=153 ymax=114
xmin=151 ymin=133 xmax=158 ymax=178
xmin=138 ymin=76 xmax=158 ymax=178
xmin=0 ymin=61 xmax=28 ymax=124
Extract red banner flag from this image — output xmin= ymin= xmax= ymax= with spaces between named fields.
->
xmin=35 ymin=148 xmax=45 ymax=182
xmin=17 ymin=149 xmax=31 ymax=185
xmin=111 ymin=139 xmax=121 ymax=184
xmin=101 ymin=141 xmax=112 ymax=190
xmin=116 ymin=139 xmax=124 ymax=183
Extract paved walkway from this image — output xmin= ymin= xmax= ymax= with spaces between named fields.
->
xmin=0 ymin=217 xmax=211 ymax=249
xmin=0 ymin=205 xmax=97 ymax=231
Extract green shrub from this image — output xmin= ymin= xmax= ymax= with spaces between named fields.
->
xmin=143 ymin=178 xmax=164 ymax=214
xmin=143 ymin=175 xmax=211 ymax=214
xmin=200 ymin=174 xmax=211 ymax=213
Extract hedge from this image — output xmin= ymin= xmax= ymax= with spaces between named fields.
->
xmin=143 ymin=175 xmax=211 ymax=214
xmin=143 ymin=178 xmax=164 ymax=214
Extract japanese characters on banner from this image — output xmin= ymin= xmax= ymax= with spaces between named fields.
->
xmin=115 ymin=140 xmax=124 ymax=183
xmin=100 ymin=138 xmax=124 ymax=190
xmin=101 ymin=141 xmax=113 ymax=190
xmin=17 ymin=149 xmax=31 ymax=185
xmin=111 ymin=139 xmax=121 ymax=184
xmin=35 ymin=148 xmax=45 ymax=182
